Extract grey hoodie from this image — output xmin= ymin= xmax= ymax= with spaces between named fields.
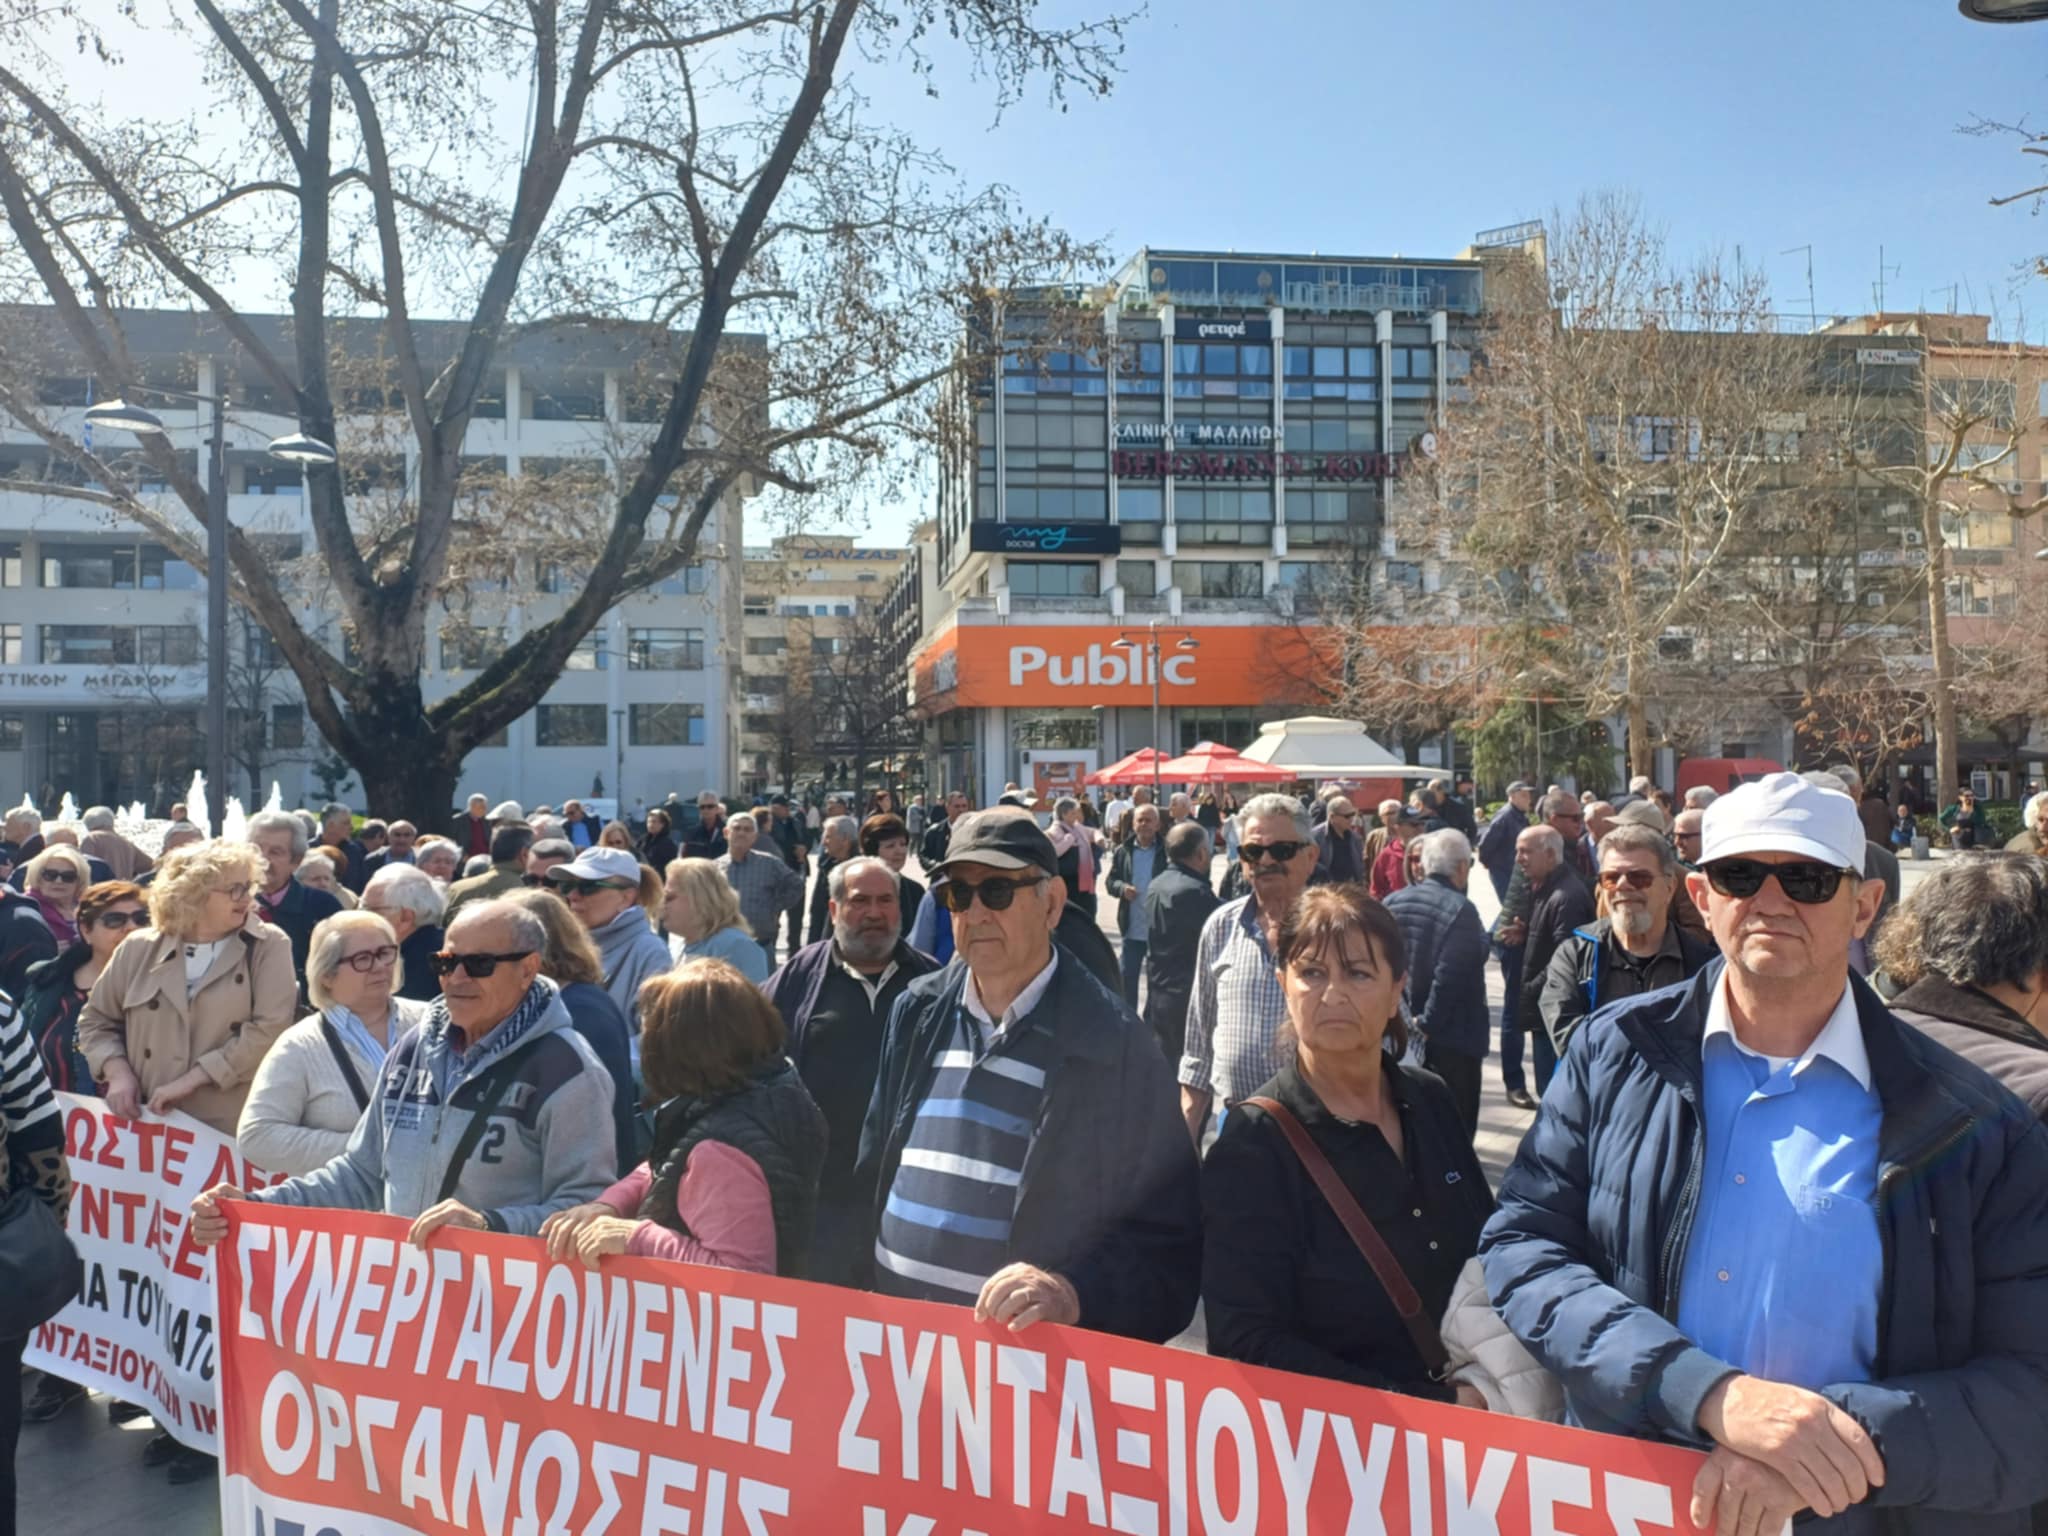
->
xmin=588 ymin=904 xmax=673 ymax=1031
xmin=253 ymin=977 xmax=616 ymax=1234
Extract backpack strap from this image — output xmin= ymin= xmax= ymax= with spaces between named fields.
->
xmin=317 ymin=1017 xmax=373 ymax=1113
xmin=1243 ymin=1093 xmax=1449 ymax=1378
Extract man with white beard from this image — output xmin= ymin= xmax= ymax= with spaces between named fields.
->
xmin=1539 ymin=822 xmax=1718 ymax=1057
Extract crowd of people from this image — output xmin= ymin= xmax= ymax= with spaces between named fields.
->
xmin=0 ymin=766 xmax=2046 ymax=1536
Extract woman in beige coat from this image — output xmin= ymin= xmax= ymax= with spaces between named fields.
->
xmin=77 ymin=841 xmax=296 ymax=1137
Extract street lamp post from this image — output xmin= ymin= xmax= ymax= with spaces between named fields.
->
xmin=613 ymin=708 xmax=626 ymax=805
xmin=84 ymin=391 xmax=335 ymax=808
xmin=1116 ymin=619 xmax=1198 ymax=795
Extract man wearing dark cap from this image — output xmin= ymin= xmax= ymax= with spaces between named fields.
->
xmin=851 ymin=808 xmax=1201 ymax=1342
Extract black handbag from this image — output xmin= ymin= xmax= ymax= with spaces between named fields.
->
xmin=0 ymin=1184 xmax=83 ymax=1338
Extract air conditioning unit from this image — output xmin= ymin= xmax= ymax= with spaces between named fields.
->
xmin=1902 ymin=529 xmax=1925 ymax=547
xmin=1865 ymin=591 xmax=1885 ymax=608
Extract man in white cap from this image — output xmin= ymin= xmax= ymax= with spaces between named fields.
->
xmin=1483 ymin=772 xmax=2048 ymax=1536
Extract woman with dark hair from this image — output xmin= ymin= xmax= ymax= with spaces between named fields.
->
xmin=859 ymin=813 xmax=924 ymax=942
xmin=639 ymin=807 xmax=680 ymax=871
xmin=541 ymin=960 xmax=827 ymax=1277
xmin=20 ymin=880 xmax=147 ymax=1098
xmin=1201 ymin=883 xmax=1494 ymax=1400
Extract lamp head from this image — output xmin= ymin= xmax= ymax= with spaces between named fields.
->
xmin=83 ymin=400 xmax=167 ymax=435
xmin=266 ymin=433 xmax=338 ymax=466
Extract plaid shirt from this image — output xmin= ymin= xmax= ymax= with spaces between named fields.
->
xmin=1176 ymin=894 xmax=1288 ymax=1105
xmin=716 ymin=849 xmax=803 ymax=948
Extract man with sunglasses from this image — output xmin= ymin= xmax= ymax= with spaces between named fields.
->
xmin=1538 ymin=823 xmax=1715 ymax=1057
xmin=853 ymin=809 xmax=1200 ymax=1342
xmin=191 ymin=899 xmax=617 ymax=1251
xmin=1485 ymin=773 xmax=2048 ymax=1536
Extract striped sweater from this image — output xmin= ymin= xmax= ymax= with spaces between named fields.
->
xmin=0 ymin=988 xmax=72 ymax=1221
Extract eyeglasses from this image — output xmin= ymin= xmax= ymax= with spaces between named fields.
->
xmin=209 ymin=882 xmax=251 ymax=901
xmin=337 ymin=945 xmax=399 ymax=974
xmin=1241 ymin=841 xmax=1308 ymax=865
xmin=1701 ymin=858 xmax=1850 ymax=905
xmin=551 ymin=878 xmax=631 ymax=898
xmin=932 ymin=876 xmax=1044 ymax=913
xmin=429 ymin=950 xmax=535 ymax=978
xmin=521 ymin=873 xmax=548 ymax=887
xmin=95 ymin=910 xmax=151 ymax=930
xmin=1552 ymin=812 xmax=1585 ymax=825
xmin=1598 ymin=868 xmax=1661 ymax=891
xmin=38 ymin=868 xmax=79 ymax=885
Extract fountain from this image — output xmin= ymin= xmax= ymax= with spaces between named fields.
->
xmin=56 ymin=791 xmax=80 ymax=827
xmin=186 ymin=769 xmax=212 ymax=842
xmin=264 ymin=783 xmax=283 ymax=815
xmin=221 ymin=796 xmax=249 ymax=847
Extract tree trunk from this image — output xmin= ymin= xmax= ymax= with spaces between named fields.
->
xmin=1627 ymin=693 xmax=1653 ymax=785
xmin=1922 ymin=495 xmax=1960 ymax=804
xmin=341 ymin=672 xmax=464 ymax=823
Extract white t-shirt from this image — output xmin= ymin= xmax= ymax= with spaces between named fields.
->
xmin=183 ymin=938 xmax=228 ymax=996
xmin=1105 ymin=797 xmax=1132 ymax=833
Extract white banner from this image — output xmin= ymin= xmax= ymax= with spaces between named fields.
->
xmin=25 ymin=1093 xmax=285 ymax=1452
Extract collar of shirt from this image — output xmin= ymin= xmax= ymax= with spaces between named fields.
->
xmin=1606 ymin=919 xmax=1682 ymax=971
xmin=962 ymin=948 xmax=1059 ymax=1042
xmin=325 ymin=1004 xmax=391 ymax=1068
xmin=836 ymin=950 xmax=898 ymax=1005
xmin=1704 ymin=970 xmax=1871 ymax=1090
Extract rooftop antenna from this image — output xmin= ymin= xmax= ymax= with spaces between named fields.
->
xmin=1781 ymin=244 xmax=1817 ymax=328
xmin=1931 ymin=283 xmax=1959 ymax=315
xmin=1873 ymin=245 xmax=1901 ymax=314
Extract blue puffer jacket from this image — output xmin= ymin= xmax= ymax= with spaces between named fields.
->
xmin=1481 ymin=962 xmax=2048 ymax=1536
xmin=851 ymin=954 xmax=1202 ymax=1343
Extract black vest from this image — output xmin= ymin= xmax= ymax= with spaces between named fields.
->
xmin=640 ymin=1060 xmax=828 ymax=1278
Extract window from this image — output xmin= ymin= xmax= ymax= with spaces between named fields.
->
xmin=811 ymin=636 xmax=844 ymax=656
xmin=745 ymin=636 xmax=787 ymax=657
xmin=1946 ymin=575 xmax=2019 ymax=617
xmin=627 ymin=627 xmax=704 ymax=669
xmin=0 ymin=714 xmax=20 ymax=752
xmin=0 ymin=544 xmax=19 ymax=587
xmin=564 ymin=634 xmax=608 ymax=671
xmin=742 ymin=713 xmax=781 ymax=736
xmin=1174 ymin=488 xmax=1272 ymax=546
xmin=38 ymin=625 xmax=197 ymax=665
xmin=632 ymin=702 xmax=705 ymax=746
xmin=1278 ymin=560 xmax=1346 ymax=597
xmin=137 ymin=626 xmax=200 ymax=664
xmin=40 ymin=543 xmax=134 ymax=589
xmin=743 ymin=597 xmax=772 ymax=616
xmin=1115 ymin=559 xmax=1158 ymax=597
xmin=0 ymin=624 xmax=18 ymax=664
xmin=1007 ymin=560 xmax=1099 ymax=599
xmin=246 ymin=625 xmax=285 ymax=668
xmin=1171 ymin=561 xmax=1263 ymax=599
xmin=651 ymin=563 xmax=708 ymax=596
xmin=440 ymin=625 xmax=507 ymax=672
xmin=270 ymin=704 xmax=305 ymax=749
xmin=1932 ymin=377 xmax=2017 ymax=430
xmin=535 ymin=704 xmax=608 ymax=746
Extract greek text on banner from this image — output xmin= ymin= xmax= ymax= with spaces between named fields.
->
xmin=215 ymin=1202 xmax=1711 ymax=1536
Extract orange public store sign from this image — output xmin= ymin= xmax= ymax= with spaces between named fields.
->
xmin=915 ymin=624 xmax=1333 ymax=709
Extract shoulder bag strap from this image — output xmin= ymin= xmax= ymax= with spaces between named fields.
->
xmin=1243 ymin=1094 xmax=1450 ymax=1377
xmin=317 ymin=1018 xmax=373 ymax=1113
xmin=435 ymin=1053 xmax=522 ymax=1204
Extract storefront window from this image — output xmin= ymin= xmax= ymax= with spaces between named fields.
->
xmin=1011 ymin=711 xmax=1099 ymax=752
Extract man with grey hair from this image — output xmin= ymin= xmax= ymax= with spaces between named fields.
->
xmin=763 ymin=855 xmax=940 ymax=1284
xmin=317 ymin=800 xmax=369 ymax=895
xmin=1882 ymin=852 xmax=2048 ymax=1123
xmin=1386 ymin=829 xmax=1491 ymax=1136
xmin=1179 ymin=792 xmax=1319 ymax=1141
xmin=1144 ymin=821 xmax=1220 ymax=1063
xmin=1683 ymin=784 xmax=1718 ymax=811
xmin=249 ymin=807 xmax=344 ymax=991
xmin=1166 ymin=791 xmax=1194 ymax=827
xmin=1311 ymin=796 xmax=1365 ymax=885
xmin=363 ymin=818 xmax=419 ymax=878
xmin=808 ymin=813 xmax=860 ymax=946
xmin=1047 ymin=795 xmax=1101 ymax=921
xmin=1509 ymin=822 xmax=1594 ymax=1097
xmin=524 ymin=836 xmax=575 ymax=885
xmin=361 ymin=862 xmax=448 ymax=1002
xmin=1 ymin=804 xmax=43 ymax=866
xmin=719 ymin=810 xmax=803 ymax=958
xmin=1540 ymin=823 xmax=1716 ymax=1056
xmin=192 ymin=897 xmax=617 ymax=1249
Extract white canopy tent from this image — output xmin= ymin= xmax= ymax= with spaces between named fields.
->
xmin=1239 ymin=715 xmax=1440 ymax=780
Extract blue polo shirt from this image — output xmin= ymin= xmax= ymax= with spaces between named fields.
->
xmin=1677 ymin=978 xmax=1883 ymax=1390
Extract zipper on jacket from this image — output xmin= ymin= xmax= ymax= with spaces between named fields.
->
xmin=1657 ymin=1090 xmax=1705 ymax=1320
xmin=1872 ymin=1113 xmax=1972 ymax=1380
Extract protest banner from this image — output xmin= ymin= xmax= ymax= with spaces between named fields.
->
xmin=26 ymin=1093 xmax=286 ymax=1451
xmin=217 ymin=1202 xmax=1713 ymax=1536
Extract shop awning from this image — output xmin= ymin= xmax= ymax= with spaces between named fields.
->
xmin=1086 ymin=747 xmax=1171 ymax=786
xmin=1152 ymin=741 xmax=1286 ymax=784
xmin=1239 ymin=715 xmax=1439 ymax=779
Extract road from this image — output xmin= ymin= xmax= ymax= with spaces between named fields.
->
xmin=16 ymin=839 xmax=1956 ymax=1531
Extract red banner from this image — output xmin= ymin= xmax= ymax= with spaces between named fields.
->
xmin=215 ymin=1203 xmax=1709 ymax=1536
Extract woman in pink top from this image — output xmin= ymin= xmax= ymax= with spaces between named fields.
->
xmin=541 ymin=960 xmax=828 ymax=1276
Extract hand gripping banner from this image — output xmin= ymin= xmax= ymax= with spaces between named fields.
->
xmin=214 ymin=1202 xmax=1712 ymax=1536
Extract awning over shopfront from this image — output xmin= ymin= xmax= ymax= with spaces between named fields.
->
xmin=1240 ymin=715 xmax=1438 ymax=779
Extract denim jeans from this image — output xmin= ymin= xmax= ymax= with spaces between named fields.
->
xmin=1496 ymin=943 xmax=1526 ymax=1091
xmin=1119 ymin=938 xmax=1147 ymax=1011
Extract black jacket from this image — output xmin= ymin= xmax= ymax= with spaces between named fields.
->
xmin=680 ymin=822 xmax=728 ymax=861
xmin=1104 ymin=837 xmax=1163 ymax=935
xmin=1892 ymin=974 xmax=2048 ymax=1127
xmin=1141 ymin=863 xmax=1220 ymax=1055
xmin=1203 ymin=1057 xmax=1494 ymax=1397
xmin=21 ymin=941 xmax=92 ymax=1095
xmin=807 ymin=853 xmax=838 ymax=947
xmin=852 ymin=953 xmax=1202 ymax=1342
xmin=258 ymin=877 xmax=344 ymax=993
xmin=1309 ymin=822 xmax=1367 ymax=886
xmin=1539 ymin=918 xmax=1718 ymax=1055
xmin=397 ymin=923 xmax=445 ymax=1003
xmin=0 ymin=887 xmax=56 ymax=1008
xmin=1384 ymin=874 xmax=1492 ymax=1059
xmin=1484 ymin=963 xmax=2048 ymax=1536
xmin=1055 ymin=902 xmax=1121 ymax=995
xmin=644 ymin=1059 xmax=828 ymax=1278
xmin=1518 ymin=865 xmax=1594 ymax=1029
xmin=640 ymin=831 xmax=680 ymax=870
xmin=894 ymin=873 xmax=925 ymax=944
xmin=917 ymin=814 xmax=951 ymax=870
xmin=559 ymin=979 xmax=639 ymax=1176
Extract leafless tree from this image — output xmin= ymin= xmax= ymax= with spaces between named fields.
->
xmin=0 ymin=0 xmax=1122 ymax=815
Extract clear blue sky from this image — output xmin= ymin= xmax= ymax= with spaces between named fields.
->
xmin=820 ymin=0 xmax=2048 ymax=543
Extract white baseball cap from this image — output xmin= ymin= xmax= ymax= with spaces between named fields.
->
xmin=1699 ymin=772 xmax=1865 ymax=874
xmin=487 ymin=800 xmax=525 ymax=822
xmin=549 ymin=846 xmax=643 ymax=886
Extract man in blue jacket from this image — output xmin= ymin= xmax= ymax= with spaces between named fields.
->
xmin=1483 ymin=773 xmax=2048 ymax=1536
xmin=853 ymin=808 xmax=1201 ymax=1343
xmin=1384 ymin=828 xmax=1490 ymax=1138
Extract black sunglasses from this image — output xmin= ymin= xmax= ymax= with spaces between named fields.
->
xmin=38 ymin=868 xmax=79 ymax=884
xmin=551 ymin=877 xmax=631 ymax=898
xmin=1241 ymin=841 xmax=1308 ymax=865
xmin=1598 ymin=868 xmax=1660 ymax=891
xmin=95 ymin=910 xmax=151 ymax=930
xmin=429 ymin=950 xmax=535 ymax=978
xmin=933 ymin=876 xmax=1044 ymax=913
xmin=1701 ymin=858 xmax=1850 ymax=905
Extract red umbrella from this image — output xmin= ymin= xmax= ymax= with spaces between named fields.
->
xmin=1087 ymin=748 xmax=1170 ymax=786
xmin=1153 ymin=740 xmax=1285 ymax=784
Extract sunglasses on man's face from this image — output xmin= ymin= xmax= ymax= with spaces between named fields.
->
xmin=1700 ymin=858 xmax=1850 ymax=905
xmin=96 ymin=910 xmax=151 ymax=930
xmin=1598 ymin=868 xmax=1661 ymax=891
xmin=552 ymin=878 xmax=631 ymax=898
xmin=429 ymin=950 xmax=535 ymax=978
xmin=1241 ymin=841 xmax=1308 ymax=866
xmin=932 ymin=876 xmax=1043 ymax=913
